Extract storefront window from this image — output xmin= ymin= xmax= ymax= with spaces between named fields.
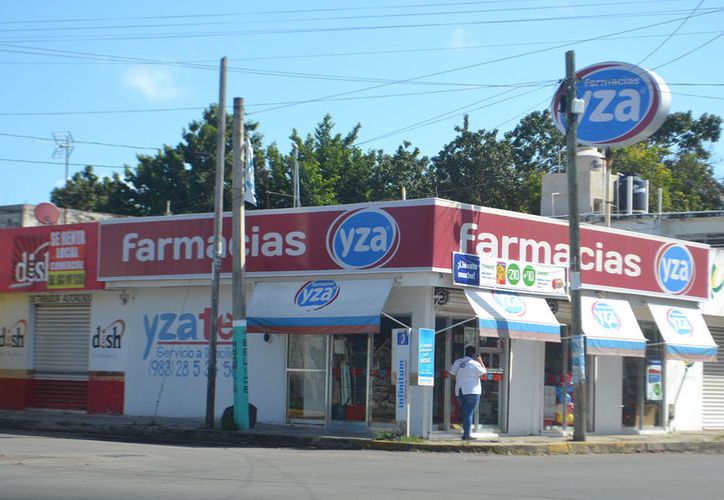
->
xmin=287 ymin=335 xmax=327 ymax=423
xmin=369 ymin=316 xmax=407 ymax=424
xmin=331 ymin=334 xmax=368 ymax=422
xmin=544 ymin=329 xmax=574 ymax=430
xmin=622 ymin=323 xmax=664 ymax=428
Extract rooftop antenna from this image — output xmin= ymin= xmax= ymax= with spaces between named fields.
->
xmin=52 ymin=131 xmax=74 ymax=224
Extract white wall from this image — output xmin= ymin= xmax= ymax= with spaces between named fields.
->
xmin=117 ymin=285 xmax=235 ymax=419
xmin=405 ymin=286 xmax=435 ymax=438
xmin=0 ymin=293 xmax=31 ymax=370
xmin=667 ymin=360 xmax=703 ymax=431
xmin=247 ymin=332 xmax=286 ymax=424
xmin=593 ymin=355 xmax=623 ymax=434
xmin=507 ymin=339 xmax=544 ymax=436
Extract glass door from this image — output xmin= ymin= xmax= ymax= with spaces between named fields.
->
xmin=331 ymin=334 xmax=368 ymax=423
xmin=287 ymin=335 xmax=328 ymax=424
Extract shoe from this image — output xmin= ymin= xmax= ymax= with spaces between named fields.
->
xmin=461 ymin=436 xmax=477 ymax=441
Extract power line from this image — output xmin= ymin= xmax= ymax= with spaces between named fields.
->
xmin=0 ymin=8 xmax=720 ymax=44
xmin=0 ymin=1 xmax=686 ymax=34
xmin=248 ymin=10 xmax=724 ymax=117
xmin=0 ymin=132 xmax=160 ymax=151
xmin=637 ymin=0 xmax=706 ymax=65
xmin=0 ymin=157 xmax=126 ymax=169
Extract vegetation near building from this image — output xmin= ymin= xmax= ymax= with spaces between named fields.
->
xmin=52 ymin=107 xmax=724 ymax=215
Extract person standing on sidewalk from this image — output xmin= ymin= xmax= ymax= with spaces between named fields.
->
xmin=449 ymin=345 xmax=487 ymax=440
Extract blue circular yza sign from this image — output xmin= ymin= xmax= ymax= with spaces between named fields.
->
xmin=551 ymin=61 xmax=670 ymax=147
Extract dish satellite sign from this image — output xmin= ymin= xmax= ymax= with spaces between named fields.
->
xmin=551 ymin=61 xmax=670 ymax=147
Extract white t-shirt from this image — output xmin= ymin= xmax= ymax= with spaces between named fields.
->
xmin=449 ymin=356 xmax=487 ymax=395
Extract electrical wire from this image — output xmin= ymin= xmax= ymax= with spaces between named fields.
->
xmin=1 ymin=8 xmax=720 ymax=44
xmin=0 ymin=132 xmax=160 ymax=151
xmin=637 ymin=0 xmax=706 ymax=66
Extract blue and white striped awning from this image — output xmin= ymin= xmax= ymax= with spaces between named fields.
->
xmin=648 ymin=303 xmax=718 ymax=362
xmin=464 ymin=289 xmax=561 ymax=342
xmin=247 ymin=279 xmax=393 ymax=335
xmin=581 ymin=296 xmax=646 ymax=357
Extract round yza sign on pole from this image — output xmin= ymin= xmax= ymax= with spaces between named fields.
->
xmin=551 ymin=61 xmax=671 ymax=147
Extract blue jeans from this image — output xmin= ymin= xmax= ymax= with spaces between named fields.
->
xmin=457 ymin=391 xmax=480 ymax=438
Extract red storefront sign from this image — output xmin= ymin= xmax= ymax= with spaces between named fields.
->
xmin=97 ymin=199 xmax=709 ymax=301
xmin=0 ymin=223 xmax=103 ymax=292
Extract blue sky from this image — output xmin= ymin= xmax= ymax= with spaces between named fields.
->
xmin=1 ymin=0 xmax=723 ymax=207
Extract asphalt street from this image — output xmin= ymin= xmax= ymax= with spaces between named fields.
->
xmin=1 ymin=432 xmax=723 ymax=500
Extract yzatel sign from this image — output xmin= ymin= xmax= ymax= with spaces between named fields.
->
xmin=551 ymin=61 xmax=670 ymax=147
xmin=453 ymin=252 xmax=567 ymax=296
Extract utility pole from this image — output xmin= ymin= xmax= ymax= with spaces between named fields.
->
xmin=565 ymin=50 xmax=586 ymax=442
xmin=232 ymin=97 xmax=250 ymax=429
xmin=52 ymin=131 xmax=73 ymax=224
xmin=206 ymin=56 xmax=227 ymax=429
xmin=292 ymin=142 xmax=300 ymax=208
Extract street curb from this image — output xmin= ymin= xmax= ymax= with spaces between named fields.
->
xmin=2 ymin=417 xmax=724 ymax=455
xmin=366 ymin=439 xmax=724 ymax=455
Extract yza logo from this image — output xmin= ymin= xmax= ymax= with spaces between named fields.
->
xmin=592 ymin=301 xmax=620 ymax=330
xmin=326 ymin=208 xmax=400 ymax=270
xmin=11 ymin=241 xmax=49 ymax=289
xmin=295 ymin=280 xmax=339 ymax=311
xmin=666 ymin=309 xmax=693 ymax=337
xmin=655 ymin=243 xmax=694 ymax=295
xmin=494 ymin=292 xmax=525 ymax=316
xmin=0 ymin=319 xmax=27 ymax=348
xmin=93 ymin=319 xmax=125 ymax=349
xmin=142 ymin=307 xmax=232 ymax=359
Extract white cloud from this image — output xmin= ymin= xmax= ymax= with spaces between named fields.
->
xmin=448 ymin=27 xmax=476 ymax=49
xmin=123 ymin=65 xmax=183 ymax=102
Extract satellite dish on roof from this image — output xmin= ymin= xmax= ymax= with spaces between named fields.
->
xmin=34 ymin=202 xmax=61 ymax=225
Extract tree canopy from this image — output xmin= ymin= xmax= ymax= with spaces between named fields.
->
xmin=52 ymin=107 xmax=723 ymax=216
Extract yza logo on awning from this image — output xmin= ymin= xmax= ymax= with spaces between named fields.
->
xmin=592 ymin=301 xmax=620 ymax=330
xmin=295 ymin=280 xmax=339 ymax=311
xmin=326 ymin=208 xmax=400 ymax=269
xmin=656 ymin=243 xmax=695 ymax=295
xmin=666 ymin=308 xmax=693 ymax=337
xmin=494 ymin=292 xmax=525 ymax=316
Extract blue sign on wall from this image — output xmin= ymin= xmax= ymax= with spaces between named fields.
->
xmin=417 ymin=328 xmax=435 ymax=386
xmin=452 ymin=252 xmax=480 ymax=286
xmin=551 ymin=61 xmax=670 ymax=148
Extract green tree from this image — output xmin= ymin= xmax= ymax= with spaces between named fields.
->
xmin=614 ymin=111 xmax=724 ymax=211
xmin=55 ymin=105 xmax=263 ymax=215
xmin=370 ymin=141 xmax=432 ymax=201
xmin=431 ymin=116 xmax=517 ymax=209
xmin=264 ymin=115 xmax=376 ymax=208
xmin=51 ymin=166 xmax=135 ymax=214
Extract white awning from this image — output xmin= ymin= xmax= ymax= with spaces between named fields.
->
xmin=463 ymin=289 xmax=560 ymax=342
xmin=580 ymin=296 xmax=646 ymax=357
xmin=648 ymin=303 xmax=718 ymax=362
xmin=247 ymin=279 xmax=393 ymax=335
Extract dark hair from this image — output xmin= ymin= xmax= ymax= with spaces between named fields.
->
xmin=465 ymin=345 xmax=477 ymax=357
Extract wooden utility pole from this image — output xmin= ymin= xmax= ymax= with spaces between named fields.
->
xmin=565 ymin=50 xmax=586 ymax=442
xmin=206 ymin=56 xmax=227 ymax=429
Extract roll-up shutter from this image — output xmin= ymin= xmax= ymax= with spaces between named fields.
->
xmin=31 ymin=303 xmax=90 ymax=410
xmin=703 ymin=327 xmax=724 ymax=428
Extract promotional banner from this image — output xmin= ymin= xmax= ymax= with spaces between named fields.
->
xmin=0 ymin=223 xmax=103 ymax=293
xmin=417 ymin=328 xmax=435 ymax=387
xmin=453 ymin=252 xmax=567 ymax=296
xmin=393 ymin=328 xmax=410 ymax=423
xmin=96 ymin=199 xmax=709 ymax=301
xmin=703 ymin=248 xmax=724 ymax=316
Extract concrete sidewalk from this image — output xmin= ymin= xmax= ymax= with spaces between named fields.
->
xmin=1 ymin=409 xmax=723 ymax=455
